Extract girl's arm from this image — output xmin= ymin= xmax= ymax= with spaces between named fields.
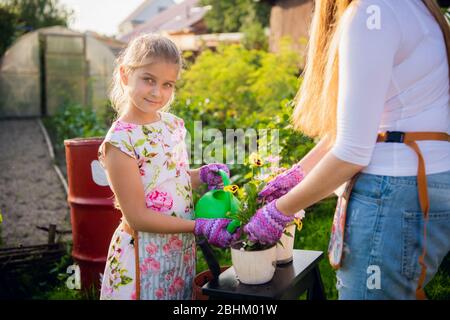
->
xmin=188 ymin=168 xmax=202 ymax=190
xmin=277 ymin=151 xmax=364 ymax=215
xmin=104 ymin=143 xmax=195 ymax=233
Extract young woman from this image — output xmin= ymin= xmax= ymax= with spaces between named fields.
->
xmin=244 ymin=0 xmax=450 ymax=300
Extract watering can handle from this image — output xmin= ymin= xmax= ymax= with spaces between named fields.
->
xmin=226 ymin=220 xmax=241 ymax=233
xmin=217 ymin=169 xmax=240 ymax=233
xmin=217 ymin=169 xmax=231 ymax=187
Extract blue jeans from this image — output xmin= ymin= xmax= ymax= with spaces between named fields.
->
xmin=336 ymin=170 xmax=450 ymax=300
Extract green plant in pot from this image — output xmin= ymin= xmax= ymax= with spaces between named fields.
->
xmin=225 ymin=153 xmax=301 ymax=284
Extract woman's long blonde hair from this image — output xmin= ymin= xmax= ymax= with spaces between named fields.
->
xmin=292 ymin=0 xmax=450 ymax=146
xmin=110 ymin=34 xmax=183 ymax=117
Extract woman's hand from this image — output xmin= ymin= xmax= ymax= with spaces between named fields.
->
xmin=243 ymin=200 xmax=293 ymax=245
xmin=258 ymin=163 xmax=305 ymax=202
xmin=199 ymin=163 xmax=230 ymax=190
xmin=194 ymin=218 xmax=240 ymax=248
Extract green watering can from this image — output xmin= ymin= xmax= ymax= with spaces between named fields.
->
xmin=194 ymin=170 xmax=241 ymax=233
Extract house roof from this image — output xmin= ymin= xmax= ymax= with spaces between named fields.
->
xmin=121 ymin=0 xmax=155 ymax=24
xmin=119 ymin=0 xmax=209 ymax=42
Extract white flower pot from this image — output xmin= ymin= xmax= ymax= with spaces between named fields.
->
xmin=276 ymin=223 xmax=296 ymax=264
xmin=231 ymin=242 xmax=277 ymax=285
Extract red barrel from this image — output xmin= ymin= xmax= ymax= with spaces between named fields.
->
xmin=64 ymin=137 xmax=121 ymax=294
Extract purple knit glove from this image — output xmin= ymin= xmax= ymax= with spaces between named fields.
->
xmin=258 ymin=163 xmax=305 ymax=202
xmin=194 ymin=218 xmax=239 ymax=248
xmin=199 ymin=163 xmax=230 ymax=190
xmin=244 ymin=200 xmax=293 ymax=245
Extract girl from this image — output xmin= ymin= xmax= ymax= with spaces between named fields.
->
xmin=245 ymin=0 xmax=450 ymax=300
xmin=98 ymin=34 xmax=237 ymax=300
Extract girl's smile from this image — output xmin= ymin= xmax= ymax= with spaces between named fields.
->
xmin=120 ymin=59 xmax=179 ymax=122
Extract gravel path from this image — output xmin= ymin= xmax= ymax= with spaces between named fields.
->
xmin=0 ymin=119 xmax=71 ymax=247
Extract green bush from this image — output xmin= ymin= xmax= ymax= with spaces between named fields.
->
xmin=43 ymin=103 xmax=108 ymax=150
xmin=173 ymin=41 xmax=315 ymax=173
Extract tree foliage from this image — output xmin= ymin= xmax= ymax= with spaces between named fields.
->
xmin=200 ymin=0 xmax=271 ymax=33
xmin=0 ymin=0 xmax=73 ymax=55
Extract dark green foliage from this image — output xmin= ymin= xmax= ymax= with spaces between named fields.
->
xmin=0 ymin=0 xmax=73 ymax=55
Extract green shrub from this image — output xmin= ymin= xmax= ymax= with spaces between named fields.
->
xmin=43 ymin=103 xmax=108 ymax=150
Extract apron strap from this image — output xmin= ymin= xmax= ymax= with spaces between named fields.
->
xmin=376 ymin=131 xmax=449 ymax=300
xmin=134 ymin=229 xmax=141 ymax=300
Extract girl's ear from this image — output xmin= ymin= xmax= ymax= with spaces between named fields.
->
xmin=119 ymin=66 xmax=128 ymax=86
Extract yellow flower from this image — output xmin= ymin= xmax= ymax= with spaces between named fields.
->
xmin=224 ymin=185 xmax=239 ymax=193
xmin=249 ymin=152 xmax=263 ymax=167
xmin=294 ymin=218 xmax=303 ymax=232
xmin=0 ymin=211 xmax=3 ymax=224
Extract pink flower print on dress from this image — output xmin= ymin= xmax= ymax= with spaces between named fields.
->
xmin=155 ymin=288 xmax=165 ymax=299
xmin=176 ymin=159 xmax=187 ymax=173
xmin=145 ymin=243 xmax=158 ymax=256
xmin=114 ymin=121 xmax=138 ymax=132
xmin=103 ymin=286 xmax=113 ymax=296
xmin=146 ymin=190 xmax=174 ymax=212
xmin=131 ymin=291 xmax=137 ymax=300
xmin=187 ymin=265 xmax=193 ymax=276
xmin=144 ymin=257 xmax=161 ymax=273
xmin=140 ymin=263 xmax=149 ymax=275
xmin=168 ymin=235 xmax=183 ymax=251
xmin=168 ymin=276 xmax=185 ymax=296
xmin=163 ymin=243 xmax=170 ymax=254
xmin=165 ymin=269 xmax=175 ymax=281
xmin=183 ymin=252 xmax=190 ymax=264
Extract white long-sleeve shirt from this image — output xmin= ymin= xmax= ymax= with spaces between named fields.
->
xmin=330 ymin=0 xmax=450 ymax=176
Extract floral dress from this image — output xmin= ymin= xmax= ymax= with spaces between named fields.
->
xmin=98 ymin=112 xmax=196 ymax=300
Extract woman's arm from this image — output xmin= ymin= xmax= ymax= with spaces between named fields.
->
xmin=188 ymin=168 xmax=202 ymax=190
xmin=297 ymin=136 xmax=332 ymax=175
xmin=104 ymin=143 xmax=195 ymax=233
xmin=295 ymin=136 xmax=344 ymax=198
xmin=277 ymin=151 xmax=364 ymax=215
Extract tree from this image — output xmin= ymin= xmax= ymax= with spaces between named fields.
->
xmin=0 ymin=6 xmax=18 ymax=55
xmin=0 ymin=0 xmax=73 ymax=55
xmin=200 ymin=0 xmax=271 ymax=33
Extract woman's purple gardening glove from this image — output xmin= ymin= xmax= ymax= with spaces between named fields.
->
xmin=258 ymin=163 xmax=305 ymax=202
xmin=194 ymin=218 xmax=240 ymax=248
xmin=199 ymin=163 xmax=230 ymax=190
xmin=243 ymin=200 xmax=293 ymax=245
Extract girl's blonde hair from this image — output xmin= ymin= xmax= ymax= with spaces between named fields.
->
xmin=292 ymin=0 xmax=450 ymax=146
xmin=110 ymin=34 xmax=183 ymax=117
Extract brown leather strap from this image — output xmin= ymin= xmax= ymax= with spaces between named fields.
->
xmin=377 ymin=131 xmax=450 ymax=144
xmin=376 ymin=131 xmax=449 ymax=300
xmin=119 ymin=220 xmax=140 ymax=300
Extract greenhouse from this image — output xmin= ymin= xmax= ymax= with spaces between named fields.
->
xmin=0 ymin=26 xmax=122 ymax=118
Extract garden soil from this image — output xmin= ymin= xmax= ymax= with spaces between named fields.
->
xmin=0 ymin=119 xmax=71 ymax=247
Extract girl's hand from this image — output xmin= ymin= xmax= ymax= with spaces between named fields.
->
xmin=194 ymin=218 xmax=240 ymax=248
xmin=258 ymin=163 xmax=305 ymax=202
xmin=243 ymin=200 xmax=293 ymax=245
xmin=199 ymin=163 xmax=230 ymax=190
